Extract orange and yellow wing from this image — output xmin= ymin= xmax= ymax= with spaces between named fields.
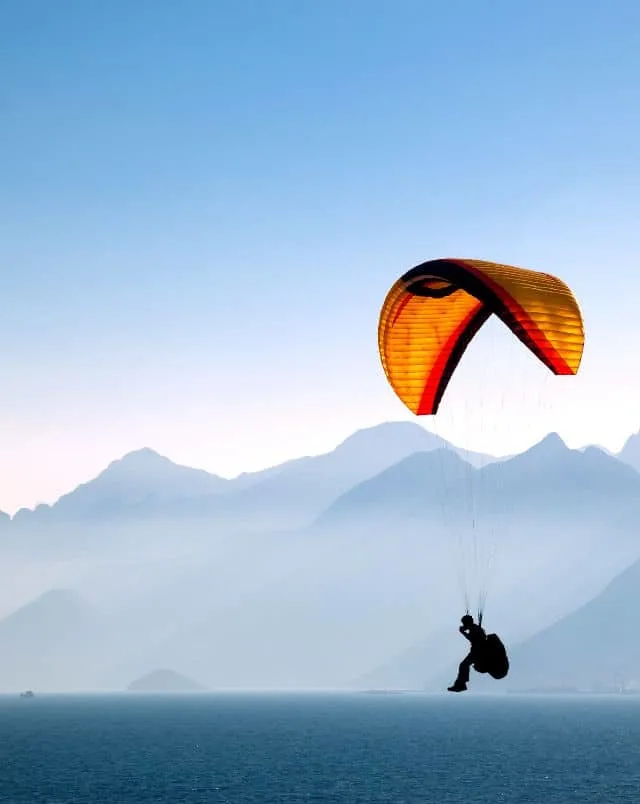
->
xmin=378 ymin=258 xmax=584 ymax=415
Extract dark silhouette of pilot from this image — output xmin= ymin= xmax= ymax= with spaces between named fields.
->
xmin=448 ymin=614 xmax=486 ymax=692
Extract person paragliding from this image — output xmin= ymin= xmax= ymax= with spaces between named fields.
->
xmin=448 ymin=614 xmax=510 ymax=692
xmin=448 ymin=614 xmax=486 ymax=692
xmin=378 ymin=256 xmax=585 ymax=692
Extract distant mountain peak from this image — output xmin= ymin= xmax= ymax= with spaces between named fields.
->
xmin=317 ymin=445 xmax=474 ymax=526
xmin=332 ymin=420 xmax=496 ymax=469
xmin=101 ymin=447 xmax=185 ymax=475
xmin=582 ymin=445 xmax=612 ymax=459
xmin=0 ymin=588 xmax=95 ymax=630
xmin=530 ymin=432 xmax=568 ymax=452
xmin=11 ymin=447 xmax=229 ymax=525
xmin=477 ymin=432 xmax=570 ymax=477
xmin=58 ymin=448 xmax=223 ymax=502
xmin=334 ymin=421 xmax=442 ymax=452
xmin=120 ymin=447 xmax=163 ymax=461
xmin=498 ymin=431 xmax=572 ymax=467
xmin=617 ymin=431 xmax=640 ymax=473
xmin=127 ymin=668 xmax=206 ymax=692
xmin=341 ymin=421 xmax=432 ymax=442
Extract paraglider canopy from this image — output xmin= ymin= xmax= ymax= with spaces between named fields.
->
xmin=378 ymin=257 xmax=585 ymax=415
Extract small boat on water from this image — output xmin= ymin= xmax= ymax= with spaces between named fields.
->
xmin=19 ymin=690 xmax=35 ymax=698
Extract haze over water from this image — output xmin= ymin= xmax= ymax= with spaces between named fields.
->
xmin=2 ymin=693 xmax=638 ymax=803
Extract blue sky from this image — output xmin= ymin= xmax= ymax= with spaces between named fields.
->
xmin=2 ymin=0 xmax=639 ymax=512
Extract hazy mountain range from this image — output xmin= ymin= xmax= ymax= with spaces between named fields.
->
xmin=6 ymin=423 xmax=494 ymax=528
xmin=1 ymin=421 xmax=639 ymax=693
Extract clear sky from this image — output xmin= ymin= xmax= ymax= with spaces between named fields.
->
xmin=2 ymin=0 xmax=639 ymax=514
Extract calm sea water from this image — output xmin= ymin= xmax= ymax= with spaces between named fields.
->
xmin=1 ymin=693 xmax=639 ymax=803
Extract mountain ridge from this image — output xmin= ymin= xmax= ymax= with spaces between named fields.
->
xmin=6 ymin=422 xmax=497 ymax=527
xmin=504 ymin=555 xmax=640 ymax=691
xmin=2 ymin=424 xmax=640 ymax=691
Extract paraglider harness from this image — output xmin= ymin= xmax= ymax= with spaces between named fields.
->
xmin=469 ymin=612 xmax=509 ymax=680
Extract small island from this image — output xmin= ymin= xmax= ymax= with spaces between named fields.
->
xmin=127 ymin=668 xmax=206 ymax=693
xmin=20 ymin=690 xmax=35 ymax=698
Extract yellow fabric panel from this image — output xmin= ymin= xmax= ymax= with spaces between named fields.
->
xmin=378 ymin=280 xmax=484 ymax=414
xmin=464 ymin=259 xmax=584 ymax=374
